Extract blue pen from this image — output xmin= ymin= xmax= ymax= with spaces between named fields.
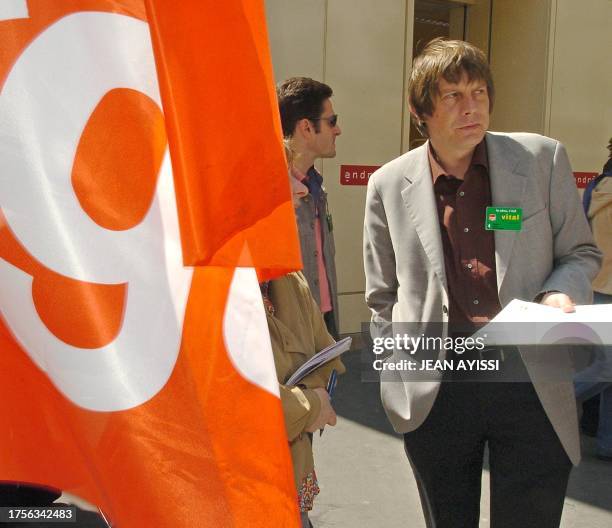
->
xmin=327 ymin=369 xmax=338 ymax=399
xmin=320 ymin=369 xmax=338 ymax=437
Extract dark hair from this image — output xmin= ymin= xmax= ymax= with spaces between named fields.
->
xmin=408 ymin=38 xmax=494 ymax=136
xmin=277 ymin=77 xmax=333 ymax=137
xmin=608 ymin=137 xmax=612 ymax=159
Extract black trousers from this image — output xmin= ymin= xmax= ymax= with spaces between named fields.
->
xmin=403 ymin=382 xmax=572 ymax=528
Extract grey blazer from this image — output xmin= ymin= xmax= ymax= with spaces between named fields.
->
xmin=363 ymin=132 xmax=602 ymax=464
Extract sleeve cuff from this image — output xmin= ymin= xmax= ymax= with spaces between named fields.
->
xmin=534 ymin=290 xmax=561 ymax=303
xmin=302 ymin=388 xmax=321 ymax=430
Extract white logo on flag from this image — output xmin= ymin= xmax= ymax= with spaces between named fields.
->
xmin=0 ymin=13 xmax=193 ymax=411
xmin=224 ymin=267 xmax=279 ymax=397
xmin=0 ymin=0 xmax=29 ymax=21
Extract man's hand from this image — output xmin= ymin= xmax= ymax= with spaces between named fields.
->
xmin=540 ymin=292 xmax=576 ymax=313
xmin=304 ymin=388 xmax=337 ymax=433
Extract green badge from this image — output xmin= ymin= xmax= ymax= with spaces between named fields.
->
xmin=326 ymin=212 xmax=334 ymax=233
xmin=485 ymin=207 xmax=523 ymax=231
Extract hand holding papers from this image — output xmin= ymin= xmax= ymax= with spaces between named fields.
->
xmin=472 ymin=299 xmax=612 ymax=346
xmin=286 ymin=336 xmax=352 ymax=386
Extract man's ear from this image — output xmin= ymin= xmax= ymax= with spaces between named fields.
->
xmin=295 ymin=117 xmax=313 ymax=137
xmin=409 ymin=104 xmax=428 ymax=136
xmin=408 ymin=104 xmax=424 ymax=127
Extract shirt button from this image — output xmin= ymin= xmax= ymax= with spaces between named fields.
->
xmin=466 ymin=263 xmax=473 ymax=269
xmin=314 ymin=251 xmax=319 ymax=257
xmin=459 ymin=191 xmax=465 ymax=197
xmin=473 ymin=299 xmax=479 ymax=305
xmin=464 ymin=227 xmax=469 ymax=233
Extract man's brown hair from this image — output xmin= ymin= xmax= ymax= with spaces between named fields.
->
xmin=408 ymin=38 xmax=494 ymax=136
xmin=277 ymin=77 xmax=333 ymax=137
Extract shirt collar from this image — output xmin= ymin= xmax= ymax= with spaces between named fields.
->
xmin=306 ymin=166 xmax=323 ymax=187
xmin=290 ymin=165 xmax=307 ymax=182
xmin=290 ymin=165 xmax=323 ymax=185
xmin=428 ymin=139 xmax=489 ymax=184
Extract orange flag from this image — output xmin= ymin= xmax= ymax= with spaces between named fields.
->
xmin=0 ymin=1 xmax=301 ymax=526
xmin=145 ymin=0 xmax=299 ymax=270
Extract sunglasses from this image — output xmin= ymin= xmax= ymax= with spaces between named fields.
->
xmin=309 ymin=114 xmax=339 ymax=127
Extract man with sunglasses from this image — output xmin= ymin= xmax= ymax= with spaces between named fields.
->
xmin=277 ymin=77 xmax=342 ymax=338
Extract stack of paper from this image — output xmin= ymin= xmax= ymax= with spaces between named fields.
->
xmin=286 ymin=336 xmax=352 ymax=386
xmin=472 ymin=299 xmax=612 ymax=345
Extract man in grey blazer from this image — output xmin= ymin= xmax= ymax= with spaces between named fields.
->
xmin=363 ymin=39 xmax=601 ymax=528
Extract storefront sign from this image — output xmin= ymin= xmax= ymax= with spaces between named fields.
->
xmin=574 ymin=172 xmax=598 ymax=189
xmin=340 ymin=164 xmax=380 ymax=186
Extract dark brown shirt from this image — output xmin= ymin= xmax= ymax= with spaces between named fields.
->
xmin=429 ymin=141 xmax=501 ymax=330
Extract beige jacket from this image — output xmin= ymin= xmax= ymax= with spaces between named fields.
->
xmin=364 ymin=132 xmax=601 ymax=465
xmin=590 ymin=177 xmax=612 ymax=294
xmin=266 ymin=272 xmax=345 ymax=489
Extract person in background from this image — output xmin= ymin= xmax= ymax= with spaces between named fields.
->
xmin=277 ymin=77 xmax=341 ymax=338
xmin=575 ymin=137 xmax=612 ymax=461
xmin=262 ymin=145 xmax=345 ymax=527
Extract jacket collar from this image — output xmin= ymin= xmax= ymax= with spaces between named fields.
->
xmin=400 ymin=132 xmax=528 ymax=294
xmin=401 ymin=141 xmax=448 ymax=292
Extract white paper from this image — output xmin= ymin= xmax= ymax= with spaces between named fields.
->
xmin=286 ymin=336 xmax=352 ymax=386
xmin=473 ymin=299 xmax=612 ymax=346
